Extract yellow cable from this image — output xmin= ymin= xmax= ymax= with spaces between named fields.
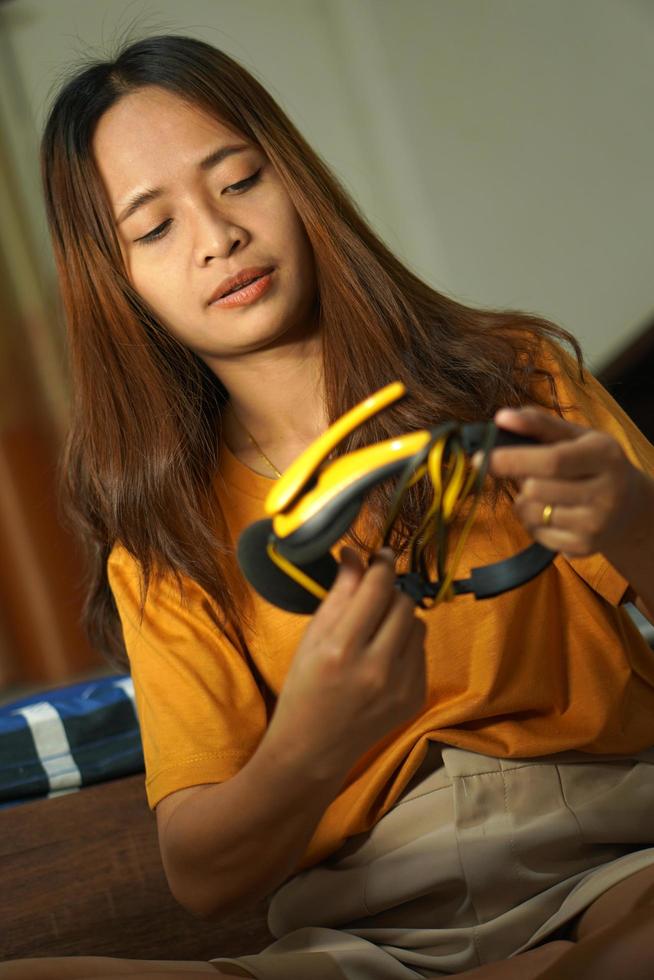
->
xmin=408 ymin=436 xmax=445 ymax=570
xmin=430 ymin=439 xmax=485 ymax=605
xmin=433 ymin=488 xmax=482 ymax=603
xmin=267 ymin=541 xmax=328 ymax=601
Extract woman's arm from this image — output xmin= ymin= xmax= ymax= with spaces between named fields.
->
xmin=158 ymin=724 xmax=351 ymax=921
xmin=483 ymin=406 xmax=654 ymax=625
xmin=157 ymin=547 xmax=425 ymax=923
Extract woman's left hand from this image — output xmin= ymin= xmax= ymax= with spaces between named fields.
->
xmin=482 ymin=406 xmax=650 ymax=559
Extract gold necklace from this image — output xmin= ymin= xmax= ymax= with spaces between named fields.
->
xmin=228 ymin=404 xmax=283 ymax=479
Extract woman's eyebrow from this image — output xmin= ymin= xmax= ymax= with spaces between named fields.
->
xmin=115 ymin=143 xmax=250 ymax=225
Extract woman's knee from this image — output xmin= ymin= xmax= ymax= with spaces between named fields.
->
xmin=572 ymin=864 xmax=654 ymax=942
xmin=536 ymin=903 xmax=654 ymax=980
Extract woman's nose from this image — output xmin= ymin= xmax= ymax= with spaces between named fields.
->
xmin=193 ymin=205 xmax=249 ymax=265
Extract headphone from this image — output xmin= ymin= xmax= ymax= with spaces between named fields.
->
xmin=236 ymin=382 xmax=556 ymax=613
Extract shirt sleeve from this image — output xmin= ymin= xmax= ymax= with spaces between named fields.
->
xmin=536 ymin=342 xmax=654 ymax=606
xmin=107 ymin=544 xmax=268 ymax=809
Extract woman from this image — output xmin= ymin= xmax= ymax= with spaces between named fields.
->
xmin=4 ymin=32 xmax=654 ymax=980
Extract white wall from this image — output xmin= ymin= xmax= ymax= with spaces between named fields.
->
xmin=1 ymin=0 xmax=652 ymax=371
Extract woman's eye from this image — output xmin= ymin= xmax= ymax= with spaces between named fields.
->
xmin=133 ymin=169 xmax=262 ymax=246
xmin=224 ymin=168 xmax=262 ymax=194
xmin=136 ymin=219 xmax=172 ymax=245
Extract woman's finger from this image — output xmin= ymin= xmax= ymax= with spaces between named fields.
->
xmin=518 ymin=475 xmax=602 ymax=508
xmin=527 ymin=524 xmax=605 ymax=557
xmin=517 ymin=500 xmax=607 ymax=538
xmin=487 ymin=431 xmax=621 ymax=482
xmin=494 ymin=405 xmax=588 ymax=444
xmin=328 ymin=550 xmax=398 ymax=653
xmin=365 ymin=587 xmax=419 ymax=670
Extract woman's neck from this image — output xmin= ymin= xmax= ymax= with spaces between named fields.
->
xmin=217 ymin=342 xmax=329 ymax=476
xmin=221 ymin=408 xmax=324 ymax=477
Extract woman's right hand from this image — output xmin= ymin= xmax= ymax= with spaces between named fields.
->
xmin=266 ymin=546 xmax=428 ymax=780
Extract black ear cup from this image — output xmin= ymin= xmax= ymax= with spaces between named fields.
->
xmin=236 ymin=518 xmax=340 ymax=614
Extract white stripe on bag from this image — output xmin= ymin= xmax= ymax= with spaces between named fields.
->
xmin=113 ymin=676 xmax=138 ymax=717
xmin=11 ymin=701 xmax=82 ymax=794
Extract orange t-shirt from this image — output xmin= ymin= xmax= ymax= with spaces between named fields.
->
xmin=107 ymin=343 xmax=654 ymax=870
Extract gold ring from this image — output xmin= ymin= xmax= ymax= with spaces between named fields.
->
xmin=541 ymin=503 xmax=554 ymax=527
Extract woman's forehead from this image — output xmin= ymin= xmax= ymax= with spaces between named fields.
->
xmin=92 ymin=87 xmax=253 ymax=207
xmin=94 ymin=86 xmax=247 ymax=159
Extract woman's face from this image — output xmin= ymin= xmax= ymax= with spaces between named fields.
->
xmin=92 ymin=85 xmax=318 ymax=363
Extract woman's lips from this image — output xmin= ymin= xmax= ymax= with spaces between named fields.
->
xmin=209 ymin=270 xmax=275 ymax=308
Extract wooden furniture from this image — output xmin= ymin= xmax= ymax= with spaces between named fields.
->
xmin=598 ymin=318 xmax=654 ymax=445
xmin=0 ymin=773 xmax=273 ymax=962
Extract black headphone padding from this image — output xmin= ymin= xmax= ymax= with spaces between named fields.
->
xmin=237 ymin=518 xmax=338 ymax=614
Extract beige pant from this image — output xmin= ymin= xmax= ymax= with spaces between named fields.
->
xmin=211 ymin=739 xmax=654 ymax=978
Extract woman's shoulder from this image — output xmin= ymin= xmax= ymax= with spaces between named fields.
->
xmin=107 ymin=539 xmax=130 ymax=567
xmin=107 ymin=540 xmax=145 ymax=582
xmin=106 ymin=540 xmax=183 ymax=601
xmin=503 ymin=324 xmax=593 ymax=411
xmin=106 ymin=541 xmax=148 ymax=606
xmin=518 ymin=328 xmax=654 ymax=473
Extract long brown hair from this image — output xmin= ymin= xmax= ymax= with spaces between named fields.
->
xmin=41 ymin=34 xmax=583 ymax=672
